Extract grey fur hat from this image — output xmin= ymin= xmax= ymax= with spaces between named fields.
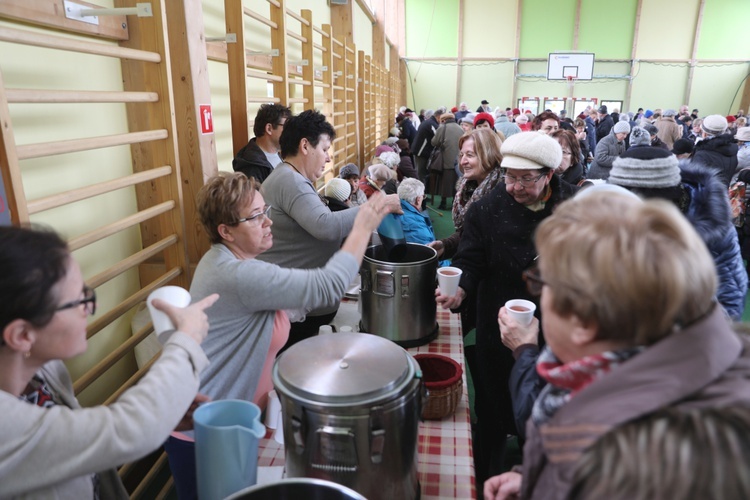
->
xmin=608 ymin=147 xmax=681 ymax=189
xmin=629 ymin=126 xmax=651 ymax=147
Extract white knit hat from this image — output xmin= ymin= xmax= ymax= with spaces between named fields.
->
xmin=324 ymin=177 xmax=351 ymax=202
xmin=500 ymin=132 xmax=562 ymax=170
xmin=701 ymin=114 xmax=728 ymax=136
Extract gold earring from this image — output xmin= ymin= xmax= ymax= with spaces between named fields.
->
xmin=24 ymin=351 xmax=31 ymax=359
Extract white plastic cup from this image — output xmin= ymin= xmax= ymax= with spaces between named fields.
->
xmin=318 ymin=325 xmax=334 ymax=335
xmin=264 ymin=390 xmax=282 ymax=429
xmin=147 ymin=286 xmax=191 ymax=343
xmin=437 ymin=266 xmax=463 ymax=297
xmin=339 ymin=325 xmax=353 ymax=333
xmin=505 ymin=299 xmax=537 ymax=326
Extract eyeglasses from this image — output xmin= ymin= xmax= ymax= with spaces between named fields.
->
xmin=522 ymin=266 xmax=546 ymax=297
xmin=230 ymin=205 xmax=272 ymax=226
xmin=56 ymin=286 xmax=97 ymax=315
xmin=501 ymin=172 xmax=547 ymax=188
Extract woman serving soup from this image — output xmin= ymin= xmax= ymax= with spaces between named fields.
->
xmin=0 ymin=226 xmax=217 ymax=498
xmin=190 ymin=172 xmax=392 ymax=408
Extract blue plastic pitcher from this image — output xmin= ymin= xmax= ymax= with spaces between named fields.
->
xmin=193 ymin=400 xmax=266 ymax=500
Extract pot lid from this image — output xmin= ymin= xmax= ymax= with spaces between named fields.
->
xmin=273 ymin=332 xmax=415 ymax=404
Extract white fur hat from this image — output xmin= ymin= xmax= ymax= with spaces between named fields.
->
xmin=500 ymin=132 xmax=562 ymax=170
xmin=324 ymin=177 xmax=351 ymax=202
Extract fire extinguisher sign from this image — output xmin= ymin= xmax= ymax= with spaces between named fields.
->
xmin=199 ymin=104 xmax=214 ymax=135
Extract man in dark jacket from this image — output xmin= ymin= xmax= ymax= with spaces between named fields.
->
xmin=412 ymin=108 xmax=443 ymax=182
xmin=691 ymin=114 xmax=739 ymax=187
xmin=595 ymin=104 xmax=614 ymax=140
xmin=232 ymin=103 xmax=291 ymax=184
xmin=398 ymin=110 xmax=418 ymax=149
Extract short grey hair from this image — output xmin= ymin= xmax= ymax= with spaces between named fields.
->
xmin=435 ymin=106 xmax=447 ymax=115
xmin=397 ymin=178 xmax=426 ymax=204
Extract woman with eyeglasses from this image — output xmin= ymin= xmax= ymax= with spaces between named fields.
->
xmin=0 ymin=226 xmax=218 ymax=499
xmin=435 ymin=132 xmax=577 ymax=486
xmin=189 ymin=172 xmax=390 ymax=408
xmin=484 ymin=192 xmax=750 ymax=500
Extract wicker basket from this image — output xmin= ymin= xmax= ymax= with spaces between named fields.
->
xmin=414 ymin=354 xmax=463 ymax=420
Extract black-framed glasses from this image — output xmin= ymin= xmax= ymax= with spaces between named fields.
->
xmin=230 ymin=205 xmax=272 ymax=226
xmin=522 ymin=266 xmax=546 ymax=297
xmin=501 ymin=172 xmax=546 ymax=188
xmin=56 ymin=286 xmax=97 ymax=315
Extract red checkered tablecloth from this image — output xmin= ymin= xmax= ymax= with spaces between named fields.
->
xmin=258 ymin=307 xmax=476 ymax=499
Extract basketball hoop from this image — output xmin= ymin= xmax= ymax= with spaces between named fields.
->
xmin=566 ymin=75 xmax=576 ymax=83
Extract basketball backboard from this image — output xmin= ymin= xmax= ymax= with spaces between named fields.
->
xmin=547 ymin=53 xmax=594 ymax=80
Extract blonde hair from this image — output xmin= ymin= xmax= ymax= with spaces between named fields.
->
xmin=458 ymin=128 xmax=503 ymax=175
xmin=197 ymin=172 xmax=258 ymax=244
xmin=535 ymin=192 xmax=716 ymax=346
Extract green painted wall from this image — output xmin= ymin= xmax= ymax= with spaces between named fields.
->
xmin=405 ymin=0 xmax=750 ymax=114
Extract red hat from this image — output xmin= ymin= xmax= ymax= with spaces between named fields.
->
xmin=727 ymin=115 xmax=737 ymax=123
xmin=511 ymin=108 xmax=521 ymax=116
xmin=474 ymin=112 xmax=495 ymax=129
xmin=451 ymin=106 xmax=458 ymax=113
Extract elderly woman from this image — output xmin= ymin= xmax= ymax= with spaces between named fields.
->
xmin=0 ymin=226 xmax=217 ymax=498
xmin=437 ymin=132 xmax=577 ymax=486
xmin=397 ymin=178 xmax=435 ymax=245
xmin=431 ymin=112 xmax=464 ymax=209
xmin=484 ymin=192 xmax=750 ymax=500
xmin=359 ymin=164 xmax=392 ymax=198
xmin=260 ymin=110 xmax=400 ymax=345
xmin=531 ymin=111 xmax=560 ymax=135
xmin=190 ymin=172 xmax=390 ymax=406
xmin=430 ymin=128 xmax=504 ymax=260
xmin=587 ymin=121 xmax=630 ymax=180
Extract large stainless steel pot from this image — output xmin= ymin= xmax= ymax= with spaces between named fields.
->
xmin=272 ymin=333 xmax=422 ymax=500
xmin=360 ymin=243 xmax=438 ymax=347
xmin=226 ymin=478 xmax=366 ymax=500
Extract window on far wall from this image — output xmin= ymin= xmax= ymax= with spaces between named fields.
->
xmin=518 ymin=99 xmax=539 ymax=115
xmin=601 ymin=100 xmax=624 ymax=114
xmin=573 ymin=100 xmax=597 ymax=117
xmin=544 ymin=99 xmax=566 ymax=115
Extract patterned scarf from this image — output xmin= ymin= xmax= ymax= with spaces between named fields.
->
xmin=531 ymin=344 xmax=644 ymax=425
xmin=451 ymin=166 xmax=503 ymax=231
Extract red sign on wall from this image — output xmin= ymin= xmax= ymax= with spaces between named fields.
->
xmin=199 ymin=104 xmax=213 ymax=135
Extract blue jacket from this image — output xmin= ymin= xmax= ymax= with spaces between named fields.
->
xmin=398 ymin=199 xmax=435 ymax=245
xmin=679 ymin=161 xmax=747 ymax=320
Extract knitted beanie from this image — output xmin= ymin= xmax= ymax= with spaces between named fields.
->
xmin=512 ymin=108 xmax=521 ymax=116
xmin=613 ymin=121 xmax=631 ymax=134
xmin=701 ymin=114 xmax=728 ymax=136
xmin=474 ymin=112 xmax=495 ymax=129
xmin=629 ymin=126 xmax=651 ymax=147
xmin=325 ymin=177 xmax=351 ymax=202
xmin=375 ymin=144 xmax=395 ymax=157
xmin=608 ymin=148 xmax=681 ymax=189
xmin=500 ymin=132 xmax=562 ymax=170
xmin=339 ymin=163 xmax=360 ymax=179
xmin=644 ymin=109 xmax=654 ymax=118
xmin=515 ymin=114 xmax=529 ymax=124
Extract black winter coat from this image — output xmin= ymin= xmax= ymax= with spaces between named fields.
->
xmin=691 ymin=134 xmax=739 ymax=187
xmin=232 ymin=138 xmax=275 ymax=184
xmin=413 ymin=116 xmax=439 ymax=158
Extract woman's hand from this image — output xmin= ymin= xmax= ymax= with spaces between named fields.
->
xmin=435 ymin=286 xmax=465 ymax=310
xmin=498 ymin=307 xmax=539 ymax=351
xmin=355 ymin=192 xmax=390 ymax=232
xmin=484 ymin=472 xmax=523 ymax=500
xmin=382 ymin=193 xmax=404 ymax=214
xmin=151 ymin=294 xmax=219 ymax=345
xmin=174 ymin=393 xmax=211 ymax=431
xmin=427 ymin=240 xmax=445 ymax=258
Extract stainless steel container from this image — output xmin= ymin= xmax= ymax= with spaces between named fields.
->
xmin=226 ymin=478 xmax=366 ymax=500
xmin=272 ymin=333 xmax=422 ymax=500
xmin=360 ymin=243 xmax=439 ymax=347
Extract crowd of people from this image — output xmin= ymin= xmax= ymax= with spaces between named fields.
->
xmin=3 ymin=98 xmax=750 ymax=499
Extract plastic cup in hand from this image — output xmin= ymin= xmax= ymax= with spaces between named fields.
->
xmin=505 ymin=299 xmax=536 ymax=326
xmin=147 ymin=286 xmax=191 ymax=343
xmin=437 ymin=267 xmax=463 ymax=297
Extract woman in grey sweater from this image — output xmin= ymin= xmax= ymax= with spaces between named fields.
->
xmin=190 ymin=172 xmax=391 ymax=408
xmin=0 ymin=226 xmax=217 ymax=499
